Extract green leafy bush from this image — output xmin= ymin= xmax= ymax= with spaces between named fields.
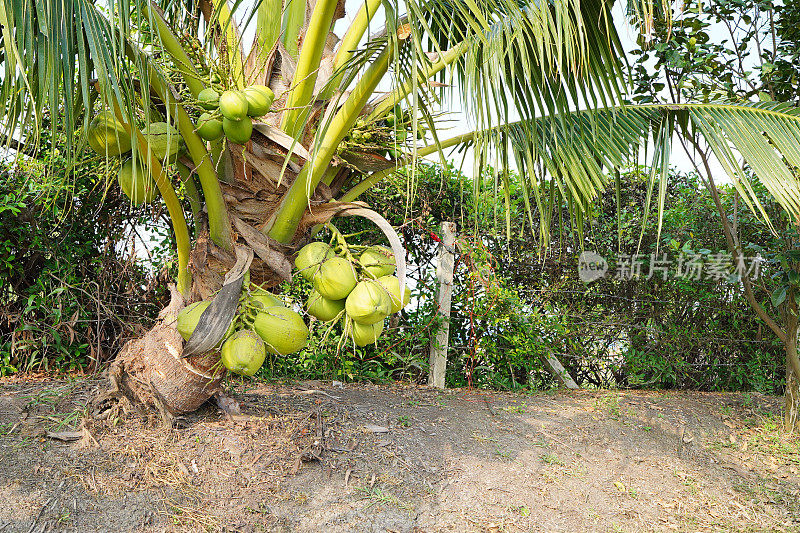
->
xmin=0 ymin=146 xmax=165 ymax=375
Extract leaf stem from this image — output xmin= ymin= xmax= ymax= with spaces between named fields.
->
xmin=318 ymin=0 xmax=383 ymax=100
xmin=111 ymin=103 xmax=192 ymax=296
xmin=268 ymin=45 xmax=393 ymax=243
xmin=340 ymin=132 xmax=472 ymax=201
xmin=145 ymin=3 xmax=206 ymax=97
xmin=366 ymin=42 xmax=467 ymax=122
xmin=280 ymin=0 xmax=342 ymax=138
xmin=211 ymin=0 xmax=246 ymax=88
xmin=125 ymin=43 xmax=233 ymax=249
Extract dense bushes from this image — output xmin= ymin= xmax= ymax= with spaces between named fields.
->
xmin=0 ymin=147 xmax=168 ymax=375
xmin=1 ymin=148 xmax=787 ymax=396
xmin=276 ymin=163 xmax=784 ymax=394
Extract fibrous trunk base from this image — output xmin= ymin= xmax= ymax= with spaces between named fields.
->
xmin=103 ymin=285 xmax=224 ymax=417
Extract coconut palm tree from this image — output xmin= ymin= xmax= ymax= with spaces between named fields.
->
xmin=2 ymin=0 xmax=800 ymax=430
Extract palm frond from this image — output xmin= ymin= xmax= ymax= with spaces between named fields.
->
xmin=395 ymin=0 xmax=628 ymax=130
xmin=385 ymin=101 xmax=800 ymax=243
xmin=0 ymin=0 xmax=184 ymax=157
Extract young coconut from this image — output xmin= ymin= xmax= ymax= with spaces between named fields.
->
xmin=196 ymin=113 xmax=224 ymax=141
xmin=313 ymin=257 xmax=358 ymax=300
xmin=176 ymin=300 xmax=236 ymax=342
xmin=359 ymin=245 xmax=395 ymax=278
xmin=223 ymin=116 xmax=253 ymax=144
xmin=118 ymin=159 xmax=159 ymax=205
xmin=197 ymin=88 xmax=220 ymax=110
xmin=306 ymin=290 xmax=345 ymax=322
xmin=219 ymin=90 xmax=249 ymax=121
xmin=295 ymin=242 xmax=334 ymax=281
xmin=243 ymin=85 xmax=275 ymax=117
xmin=220 ymin=330 xmax=266 ymax=376
xmin=87 ymin=110 xmax=132 ymax=156
xmin=142 ymin=122 xmax=182 ymax=163
xmin=249 ymin=284 xmax=285 ymax=309
xmin=350 ymin=319 xmax=384 ymax=347
xmin=253 ymin=306 xmax=309 ymax=355
xmin=345 ymin=279 xmax=392 ymax=325
xmin=377 ymin=275 xmax=411 ymax=314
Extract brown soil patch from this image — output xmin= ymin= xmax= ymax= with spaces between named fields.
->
xmin=0 ymin=378 xmax=798 ymax=532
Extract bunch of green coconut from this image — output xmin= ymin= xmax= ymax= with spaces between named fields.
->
xmin=84 ymin=84 xmax=274 ymax=205
xmin=169 ymin=234 xmax=409 ymax=377
xmin=337 ymin=105 xmax=424 ymax=161
xmin=295 ymin=238 xmax=411 ymax=347
xmin=86 ymin=111 xmax=184 ymax=205
xmin=194 ymin=85 xmax=274 ymax=144
xmin=175 ymin=283 xmax=310 ymax=377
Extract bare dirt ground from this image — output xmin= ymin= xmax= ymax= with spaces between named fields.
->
xmin=0 ymin=377 xmax=798 ymax=533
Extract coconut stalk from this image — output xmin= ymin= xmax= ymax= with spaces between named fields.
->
xmin=268 ymin=44 xmax=395 ymax=243
xmin=210 ymin=0 xmax=247 ymax=88
xmin=110 ymin=102 xmax=192 ymax=296
xmin=279 ymin=0 xmax=342 ymax=138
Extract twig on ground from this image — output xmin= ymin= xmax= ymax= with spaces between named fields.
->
xmin=296 ymin=389 xmax=341 ymax=401
xmin=27 ymin=479 xmax=66 ymax=533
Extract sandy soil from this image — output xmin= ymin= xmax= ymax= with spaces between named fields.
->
xmin=0 ymin=377 xmax=798 ymax=532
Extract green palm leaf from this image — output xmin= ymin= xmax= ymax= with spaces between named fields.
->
xmin=421 ymin=101 xmax=800 ymax=241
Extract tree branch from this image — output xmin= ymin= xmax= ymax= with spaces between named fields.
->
xmin=681 ymin=134 xmax=787 ymax=343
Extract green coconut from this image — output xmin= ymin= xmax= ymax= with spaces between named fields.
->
xmin=196 ymin=113 xmax=224 ymax=141
xmin=295 ymin=242 xmax=334 ymax=281
xmin=377 ymin=275 xmax=411 ymax=314
xmin=345 ymin=280 xmax=392 ymax=325
xmin=351 ymin=319 xmax=384 ymax=347
xmin=177 ymin=301 xmax=209 ymax=340
xmin=118 ymin=159 xmax=159 ymax=205
xmin=306 ymin=290 xmax=345 ymax=322
xmin=142 ymin=122 xmax=181 ymax=162
xmin=253 ymin=306 xmax=309 ymax=355
xmin=244 ymin=85 xmax=275 ymax=117
xmin=359 ymin=245 xmax=396 ymax=277
xmin=197 ymin=88 xmax=220 ymax=110
xmin=249 ymin=284 xmax=285 ymax=309
xmin=223 ymin=116 xmax=253 ymax=144
xmin=313 ymin=257 xmax=358 ymax=300
xmin=176 ymin=300 xmax=236 ymax=342
xmin=87 ymin=111 xmax=132 ymax=156
xmin=219 ymin=90 xmax=249 ymax=121
xmin=220 ymin=330 xmax=266 ymax=376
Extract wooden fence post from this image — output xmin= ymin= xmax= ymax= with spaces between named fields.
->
xmin=428 ymin=222 xmax=456 ymax=389
xmin=540 ymin=349 xmax=579 ymax=389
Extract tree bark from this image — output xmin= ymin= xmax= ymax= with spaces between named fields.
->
xmin=785 ymin=363 xmax=800 ymax=433
xmin=784 ymin=320 xmax=800 ymax=433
